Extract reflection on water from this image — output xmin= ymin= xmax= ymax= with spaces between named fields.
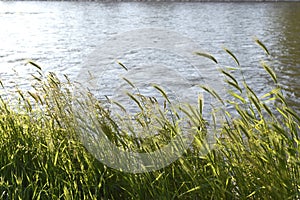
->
xmin=0 ymin=1 xmax=299 ymax=112
xmin=271 ymin=4 xmax=300 ymax=111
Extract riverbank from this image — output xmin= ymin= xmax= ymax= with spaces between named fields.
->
xmin=0 ymin=45 xmax=299 ymax=199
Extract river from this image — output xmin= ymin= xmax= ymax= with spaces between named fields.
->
xmin=0 ymin=1 xmax=299 ymax=114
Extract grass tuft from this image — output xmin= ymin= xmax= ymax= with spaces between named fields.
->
xmin=0 ymin=41 xmax=299 ymax=199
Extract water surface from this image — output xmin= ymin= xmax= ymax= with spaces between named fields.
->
xmin=0 ymin=1 xmax=299 ymax=112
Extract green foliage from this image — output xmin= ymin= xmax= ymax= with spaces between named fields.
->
xmin=0 ymin=43 xmax=299 ymax=199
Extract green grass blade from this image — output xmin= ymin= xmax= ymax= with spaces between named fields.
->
xmin=112 ymin=100 xmax=127 ymax=113
xmin=221 ymin=70 xmax=242 ymax=93
xmin=200 ymin=85 xmax=224 ymax=105
xmin=226 ymin=80 xmax=242 ymax=93
xmin=228 ymin=91 xmax=246 ymax=104
xmin=122 ymin=77 xmax=135 ymax=89
xmin=261 ymin=61 xmax=277 ymax=84
xmin=0 ymin=80 xmax=3 ymax=88
xmin=27 ymin=60 xmax=42 ymax=71
xmin=117 ymin=60 xmax=128 ymax=71
xmin=194 ymin=51 xmax=218 ymax=64
xmin=223 ymin=47 xmax=240 ymax=66
xmin=152 ymin=84 xmax=171 ymax=104
xmin=126 ymin=92 xmax=143 ymax=111
xmin=254 ymin=37 xmax=270 ymax=55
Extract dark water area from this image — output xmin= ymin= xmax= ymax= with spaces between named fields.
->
xmin=0 ymin=1 xmax=299 ymax=114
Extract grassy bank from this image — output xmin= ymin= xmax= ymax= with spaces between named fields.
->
xmin=0 ymin=44 xmax=299 ymax=199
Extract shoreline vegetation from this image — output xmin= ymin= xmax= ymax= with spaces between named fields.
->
xmin=0 ymin=42 xmax=299 ymax=199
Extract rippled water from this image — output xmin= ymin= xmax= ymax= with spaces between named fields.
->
xmin=0 ymin=1 xmax=299 ymax=113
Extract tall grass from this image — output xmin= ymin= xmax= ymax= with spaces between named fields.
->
xmin=0 ymin=43 xmax=299 ymax=199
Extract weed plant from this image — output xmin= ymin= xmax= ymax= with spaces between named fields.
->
xmin=0 ymin=41 xmax=299 ymax=199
